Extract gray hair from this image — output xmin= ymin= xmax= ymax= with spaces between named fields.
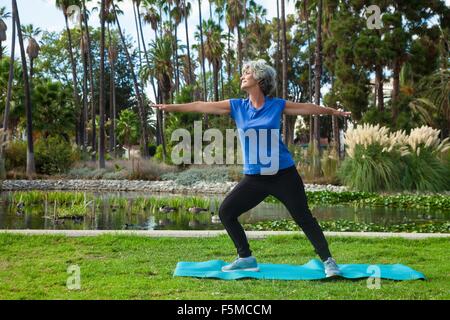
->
xmin=242 ymin=59 xmax=277 ymax=96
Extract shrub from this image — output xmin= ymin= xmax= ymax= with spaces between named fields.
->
xmin=4 ymin=139 xmax=27 ymax=171
xmin=400 ymin=126 xmax=450 ymax=192
xmin=339 ymin=124 xmax=450 ymax=192
xmin=34 ymin=135 xmax=77 ymax=175
xmin=338 ymin=124 xmax=403 ymax=192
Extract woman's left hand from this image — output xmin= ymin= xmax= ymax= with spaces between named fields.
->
xmin=333 ymin=108 xmax=352 ymax=117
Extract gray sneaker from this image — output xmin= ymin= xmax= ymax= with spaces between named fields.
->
xmin=323 ymin=257 xmax=342 ymax=278
xmin=221 ymin=256 xmax=260 ymax=272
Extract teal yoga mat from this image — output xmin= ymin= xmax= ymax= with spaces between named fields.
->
xmin=173 ymin=259 xmax=426 ymax=281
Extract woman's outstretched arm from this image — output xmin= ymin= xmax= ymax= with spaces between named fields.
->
xmin=284 ymin=101 xmax=352 ymax=117
xmin=151 ymin=100 xmax=231 ymax=115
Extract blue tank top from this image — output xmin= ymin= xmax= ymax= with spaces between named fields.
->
xmin=229 ymin=96 xmax=295 ymax=175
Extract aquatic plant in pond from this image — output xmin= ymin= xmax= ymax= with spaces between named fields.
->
xmin=244 ymin=219 xmax=450 ymax=233
xmin=4 ymin=191 xmax=220 ymax=217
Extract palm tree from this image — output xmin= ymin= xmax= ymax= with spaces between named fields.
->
xmin=247 ymin=1 xmax=268 ymax=59
xmin=197 ymin=0 xmax=209 ymax=127
xmin=112 ymin=0 xmax=150 ymax=158
xmin=311 ymin=0 xmax=323 ymax=176
xmin=275 ymin=0 xmax=282 ymax=98
xmin=81 ymin=0 xmax=97 ymax=160
xmin=242 ymin=0 xmax=247 ymax=61
xmin=280 ymin=0 xmax=288 ymax=143
xmin=296 ymin=0 xmax=315 ymax=144
xmin=197 ymin=19 xmax=225 ymax=102
xmin=55 ymin=0 xmax=83 ymax=146
xmin=142 ymin=2 xmax=160 ymax=41
xmin=135 ymin=0 xmax=157 ymax=108
xmin=107 ymin=26 xmax=118 ymax=156
xmin=21 ymin=24 xmax=41 ymax=89
xmin=197 ymin=0 xmax=207 ymax=99
xmin=182 ymin=0 xmax=193 ymax=86
xmin=80 ymin=10 xmax=89 ymax=152
xmin=1 ymin=5 xmax=14 ymax=161
xmin=171 ymin=0 xmax=183 ymax=94
xmin=12 ymin=0 xmax=36 ymax=177
xmin=226 ymin=0 xmax=243 ymax=75
xmin=142 ymin=1 xmax=164 ymax=145
xmin=98 ymin=0 xmax=106 ymax=168
xmin=116 ymin=109 xmax=139 ymax=158
xmin=145 ymin=35 xmax=173 ymax=161
xmin=0 ymin=7 xmax=11 ymax=60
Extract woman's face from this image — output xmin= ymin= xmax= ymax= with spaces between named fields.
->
xmin=240 ymin=68 xmax=259 ymax=92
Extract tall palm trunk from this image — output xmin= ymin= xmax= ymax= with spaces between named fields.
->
xmin=81 ymin=47 xmax=88 ymax=152
xmin=107 ymin=25 xmax=116 ymax=156
xmin=275 ymin=0 xmax=280 ymax=97
xmin=236 ymin=22 xmax=242 ymax=75
xmin=63 ymin=10 xmax=81 ymax=147
xmin=313 ymin=0 xmax=323 ymax=175
xmin=112 ymin=0 xmax=149 ymax=158
xmin=198 ymin=0 xmax=208 ymax=128
xmin=2 ymin=4 xmax=16 ymax=158
xmin=98 ymin=0 xmax=106 ymax=168
xmin=82 ymin=0 xmax=97 ymax=161
xmin=375 ymin=63 xmax=384 ymax=111
xmin=12 ymin=0 xmax=35 ymax=177
xmin=132 ymin=0 xmax=146 ymax=107
xmin=174 ymin=20 xmax=180 ymax=95
xmin=183 ymin=0 xmax=193 ymax=86
xmin=80 ymin=18 xmax=88 ymax=152
xmin=227 ymin=26 xmax=231 ymax=96
xmin=136 ymin=2 xmax=157 ymax=104
xmin=242 ymin=0 xmax=247 ymax=61
xmin=213 ymin=61 xmax=219 ymax=101
xmin=303 ymin=1 xmax=314 ymax=146
xmin=281 ymin=0 xmax=288 ymax=144
xmin=391 ymin=58 xmax=401 ymax=122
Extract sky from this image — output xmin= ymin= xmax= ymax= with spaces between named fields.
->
xmin=2 ymin=0 xmax=296 ymax=55
xmin=1 ymin=0 xmax=448 ymax=104
xmin=1 ymin=0 xmax=296 ymax=102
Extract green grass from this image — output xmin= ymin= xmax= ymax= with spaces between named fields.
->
xmin=0 ymin=234 xmax=449 ymax=300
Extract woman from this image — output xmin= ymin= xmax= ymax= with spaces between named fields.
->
xmin=153 ymin=59 xmax=351 ymax=277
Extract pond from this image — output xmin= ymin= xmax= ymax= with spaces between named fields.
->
xmin=0 ymin=191 xmax=449 ymax=230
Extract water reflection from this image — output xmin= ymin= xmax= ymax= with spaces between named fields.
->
xmin=0 ymin=191 xmax=448 ymax=230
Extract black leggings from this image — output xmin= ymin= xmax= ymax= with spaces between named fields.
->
xmin=218 ymin=165 xmax=332 ymax=261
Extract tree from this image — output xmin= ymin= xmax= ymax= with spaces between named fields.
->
xmin=97 ymin=0 xmax=106 ymax=168
xmin=197 ymin=0 xmax=209 ymax=128
xmin=226 ymin=0 xmax=243 ymax=75
xmin=144 ymin=35 xmax=173 ymax=160
xmin=21 ymin=24 xmax=41 ymax=89
xmin=196 ymin=19 xmax=225 ymax=102
xmin=182 ymin=0 xmax=193 ymax=86
xmin=116 ymin=108 xmax=140 ymax=158
xmin=112 ymin=0 xmax=150 ymax=158
xmin=55 ymin=0 xmax=83 ymax=146
xmin=0 ymin=6 xmax=10 ymax=60
xmin=31 ymin=80 xmax=75 ymax=139
xmin=1 ymin=5 xmax=14 ymax=160
xmin=280 ymin=0 xmax=289 ymax=145
xmin=81 ymin=0 xmax=97 ymax=161
xmin=12 ymin=0 xmax=36 ymax=177
xmin=134 ymin=0 xmax=158 ymax=106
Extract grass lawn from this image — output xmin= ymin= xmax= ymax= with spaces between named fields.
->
xmin=0 ymin=233 xmax=448 ymax=300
